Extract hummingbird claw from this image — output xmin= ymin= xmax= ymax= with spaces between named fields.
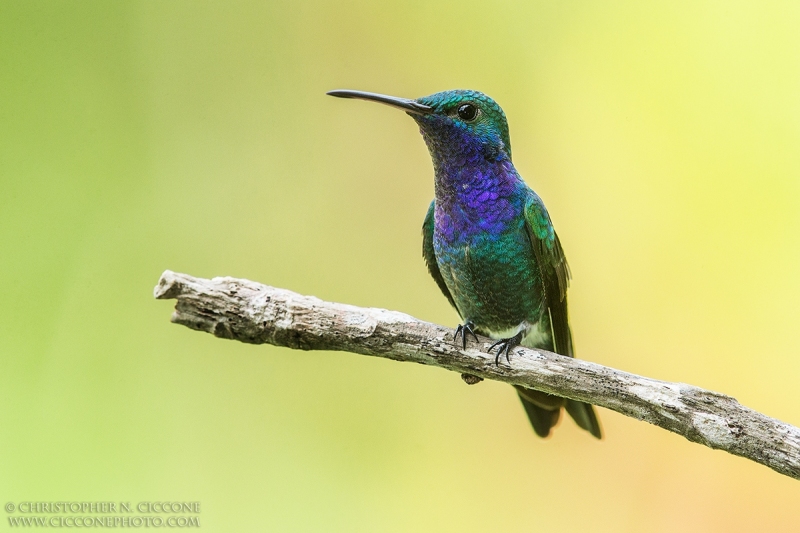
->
xmin=454 ymin=321 xmax=479 ymax=350
xmin=488 ymin=332 xmax=524 ymax=366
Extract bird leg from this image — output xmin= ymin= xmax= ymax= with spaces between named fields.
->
xmin=488 ymin=331 xmax=524 ymax=365
xmin=453 ymin=321 xmax=479 ymax=350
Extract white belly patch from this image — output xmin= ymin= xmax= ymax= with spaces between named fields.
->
xmin=482 ymin=320 xmax=552 ymax=350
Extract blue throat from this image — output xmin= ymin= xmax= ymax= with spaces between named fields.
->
xmin=413 ymin=114 xmax=525 ymax=244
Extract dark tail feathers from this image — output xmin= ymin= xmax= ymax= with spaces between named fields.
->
xmin=516 ymin=386 xmax=602 ymax=439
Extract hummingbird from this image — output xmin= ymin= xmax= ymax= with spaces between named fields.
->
xmin=328 ymin=89 xmax=602 ymax=439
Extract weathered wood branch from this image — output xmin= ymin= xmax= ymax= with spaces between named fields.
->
xmin=154 ymin=269 xmax=800 ymax=480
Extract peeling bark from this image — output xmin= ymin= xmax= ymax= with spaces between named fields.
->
xmin=154 ymin=270 xmax=800 ymax=481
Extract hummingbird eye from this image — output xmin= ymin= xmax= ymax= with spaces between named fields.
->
xmin=457 ymin=103 xmax=478 ymax=122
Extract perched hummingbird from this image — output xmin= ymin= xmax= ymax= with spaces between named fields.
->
xmin=328 ymin=89 xmax=601 ymax=439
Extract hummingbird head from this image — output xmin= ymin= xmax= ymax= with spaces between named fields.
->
xmin=327 ymin=89 xmax=512 ymax=162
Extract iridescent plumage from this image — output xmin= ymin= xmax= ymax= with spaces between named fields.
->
xmin=329 ymin=88 xmax=601 ymax=439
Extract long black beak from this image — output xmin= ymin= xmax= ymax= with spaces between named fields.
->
xmin=327 ymin=90 xmax=433 ymax=115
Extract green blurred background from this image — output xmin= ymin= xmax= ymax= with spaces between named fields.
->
xmin=2 ymin=1 xmax=800 ymax=531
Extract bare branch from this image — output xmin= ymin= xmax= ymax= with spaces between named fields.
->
xmin=154 ymin=270 xmax=800 ymax=480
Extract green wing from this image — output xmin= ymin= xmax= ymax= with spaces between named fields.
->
xmin=422 ymin=200 xmax=458 ymax=311
xmin=522 ymin=192 xmax=602 ymax=439
xmin=523 ymin=193 xmax=572 ymax=356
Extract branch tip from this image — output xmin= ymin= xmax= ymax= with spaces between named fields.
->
xmin=154 ymin=270 xmax=183 ymax=300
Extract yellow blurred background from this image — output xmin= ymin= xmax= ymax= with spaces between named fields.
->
xmin=2 ymin=1 xmax=800 ymax=531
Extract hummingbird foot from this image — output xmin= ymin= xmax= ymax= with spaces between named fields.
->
xmin=454 ymin=321 xmax=479 ymax=350
xmin=489 ymin=332 xmax=524 ymax=366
